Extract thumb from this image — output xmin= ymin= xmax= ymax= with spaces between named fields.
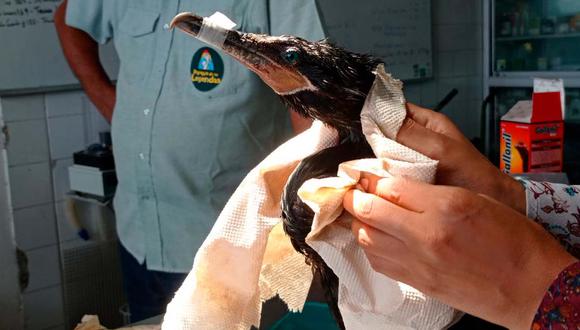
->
xmin=396 ymin=117 xmax=450 ymax=161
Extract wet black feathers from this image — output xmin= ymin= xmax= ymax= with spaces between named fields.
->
xmin=275 ymin=37 xmax=382 ymax=329
xmin=282 ymin=141 xmax=373 ymax=330
xmin=277 ymin=38 xmax=382 ymax=139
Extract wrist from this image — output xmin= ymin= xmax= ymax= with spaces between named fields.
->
xmin=495 ymin=174 xmax=526 ymax=214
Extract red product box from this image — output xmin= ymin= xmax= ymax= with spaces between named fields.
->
xmin=500 ymin=91 xmax=564 ymax=174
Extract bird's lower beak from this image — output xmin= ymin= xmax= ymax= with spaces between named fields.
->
xmin=170 ymin=12 xmax=313 ymax=95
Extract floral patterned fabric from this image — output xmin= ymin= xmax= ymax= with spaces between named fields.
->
xmin=523 ymin=180 xmax=580 ymax=329
xmin=532 ymin=261 xmax=580 ymax=330
xmin=524 ymin=180 xmax=580 ymax=256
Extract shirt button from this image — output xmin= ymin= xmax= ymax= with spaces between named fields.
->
xmin=144 ymin=108 xmax=150 ymax=116
xmin=139 ymin=153 xmax=145 ymax=160
xmin=163 ymin=23 xmax=170 ymax=30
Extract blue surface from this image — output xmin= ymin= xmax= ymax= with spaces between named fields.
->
xmin=270 ymin=302 xmax=340 ymax=330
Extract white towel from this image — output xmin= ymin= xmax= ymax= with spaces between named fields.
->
xmin=162 ymin=65 xmax=459 ymax=330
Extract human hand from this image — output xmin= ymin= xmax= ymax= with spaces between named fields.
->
xmin=399 ymin=104 xmax=525 ymax=214
xmin=343 ymin=175 xmax=577 ymax=330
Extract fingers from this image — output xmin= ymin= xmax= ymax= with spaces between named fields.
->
xmin=396 ymin=117 xmax=451 ymax=161
xmin=364 ymin=251 xmax=411 ymax=282
xmin=405 ymin=103 xmax=436 ymax=127
xmin=343 ymin=188 xmax=419 ymax=238
xmin=352 ymin=219 xmax=411 ymax=280
xmin=405 ymin=103 xmax=469 ymax=143
xmin=359 ymin=175 xmax=434 ymax=213
xmin=351 ymin=219 xmax=407 ymax=257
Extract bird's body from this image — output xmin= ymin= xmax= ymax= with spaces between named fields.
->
xmin=171 ymin=13 xmax=380 ymax=328
xmin=282 ymin=141 xmax=374 ymax=328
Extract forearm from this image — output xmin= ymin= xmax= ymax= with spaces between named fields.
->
xmin=522 ymin=180 xmax=580 ymax=257
xmin=54 ymin=1 xmax=115 ymax=122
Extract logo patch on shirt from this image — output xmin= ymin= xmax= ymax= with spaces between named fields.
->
xmin=191 ymin=47 xmax=224 ymax=92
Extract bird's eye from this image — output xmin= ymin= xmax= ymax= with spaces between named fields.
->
xmin=282 ymin=49 xmax=300 ymax=65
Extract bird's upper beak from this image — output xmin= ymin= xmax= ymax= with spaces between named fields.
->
xmin=170 ymin=12 xmax=314 ymax=95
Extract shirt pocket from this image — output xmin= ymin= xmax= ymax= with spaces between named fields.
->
xmin=185 ymin=4 xmax=250 ymax=99
xmin=115 ymin=7 xmax=160 ymax=84
xmin=187 ymin=42 xmax=248 ymax=99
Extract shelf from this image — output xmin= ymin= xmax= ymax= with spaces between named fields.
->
xmin=488 ymin=74 xmax=580 ymax=88
xmin=496 ymin=32 xmax=580 ymax=42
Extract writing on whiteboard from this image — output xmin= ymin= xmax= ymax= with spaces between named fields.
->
xmin=319 ymin=0 xmax=432 ymax=80
xmin=0 ymin=0 xmax=60 ymax=29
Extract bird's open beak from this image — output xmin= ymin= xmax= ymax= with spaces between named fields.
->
xmin=170 ymin=12 xmax=314 ymax=95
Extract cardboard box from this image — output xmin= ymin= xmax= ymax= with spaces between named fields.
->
xmin=500 ymin=79 xmax=565 ymax=174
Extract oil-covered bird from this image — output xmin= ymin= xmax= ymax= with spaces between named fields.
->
xmin=170 ymin=12 xmax=382 ymax=329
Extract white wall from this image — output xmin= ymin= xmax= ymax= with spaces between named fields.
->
xmin=405 ymin=0 xmax=484 ymax=139
xmin=0 ymin=102 xmax=23 ymax=330
xmin=1 ymin=91 xmax=109 ymax=330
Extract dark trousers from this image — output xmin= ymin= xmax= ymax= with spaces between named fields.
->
xmin=118 ymin=243 xmax=187 ymax=323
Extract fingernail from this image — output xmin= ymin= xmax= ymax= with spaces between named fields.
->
xmin=353 ymin=190 xmax=373 ymax=215
xmin=357 ymin=226 xmax=371 ymax=246
xmin=360 ymin=178 xmax=369 ymax=191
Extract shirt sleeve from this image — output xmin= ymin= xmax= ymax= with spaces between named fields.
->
xmin=65 ymin=0 xmax=116 ymax=44
xmin=522 ymin=180 xmax=580 ymax=256
xmin=268 ymin=0 xmax=326 ymax=41
xmin=532 ymin=261 xmax=580 ymax=329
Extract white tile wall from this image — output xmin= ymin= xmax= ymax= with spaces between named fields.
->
xmin=45 ymin=91 xmax=84 ymax=118
xmin=25 ymin=245 xmax=61 ymax=292
xmin=435 ymin=24 xmax=482 ymax=52
xmin=13 ymin=204 xmax=57 ymax=251
xmin=9 ymin=162 xmax=53 ymax=209
xmin=433 ymin=0 xmax=482 ymax=25
xmin=6 ymin=119 xmax=49 ymax=166
xmin=22 ymin=286 xmax=64 ymax=330
xmin=47 ymin=115 xmax=87 ymax=160
xmin=1 ymin=94 xmax=45 ymax=122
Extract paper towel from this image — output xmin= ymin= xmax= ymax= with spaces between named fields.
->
xmin=162 ymin=65 xmax=459 ymax=329
xmin=300 ymin=65 xmax=458 ymax=329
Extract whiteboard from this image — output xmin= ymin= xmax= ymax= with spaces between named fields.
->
xmin=0 ymin=0 xmax=430 ymax=94
xmin=0 ymin=0 xmax=118 ymax=95
xmin=317 ymin=0 xmax=432 ymax=81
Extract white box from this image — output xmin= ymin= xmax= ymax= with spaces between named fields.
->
xmin=68 ymin=165 xmax=116 ymax=197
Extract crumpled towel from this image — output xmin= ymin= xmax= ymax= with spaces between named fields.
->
xmin=300 ymin=65 xmax=458 ymax=329
xmin=163 ymin=121 xmax=338 ymax=330
xmin=162 ymin=64 xmax=459 ymax=329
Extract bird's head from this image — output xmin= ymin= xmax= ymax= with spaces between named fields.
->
xmin=171 ymin=12 xmax=382 ymax=136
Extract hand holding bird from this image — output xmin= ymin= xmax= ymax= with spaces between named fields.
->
xmin=343 ymin=174 xmax=577 ymax=330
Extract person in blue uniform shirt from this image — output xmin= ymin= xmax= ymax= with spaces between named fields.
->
xmin=54 ymin=0 xmax=325 ymax=322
